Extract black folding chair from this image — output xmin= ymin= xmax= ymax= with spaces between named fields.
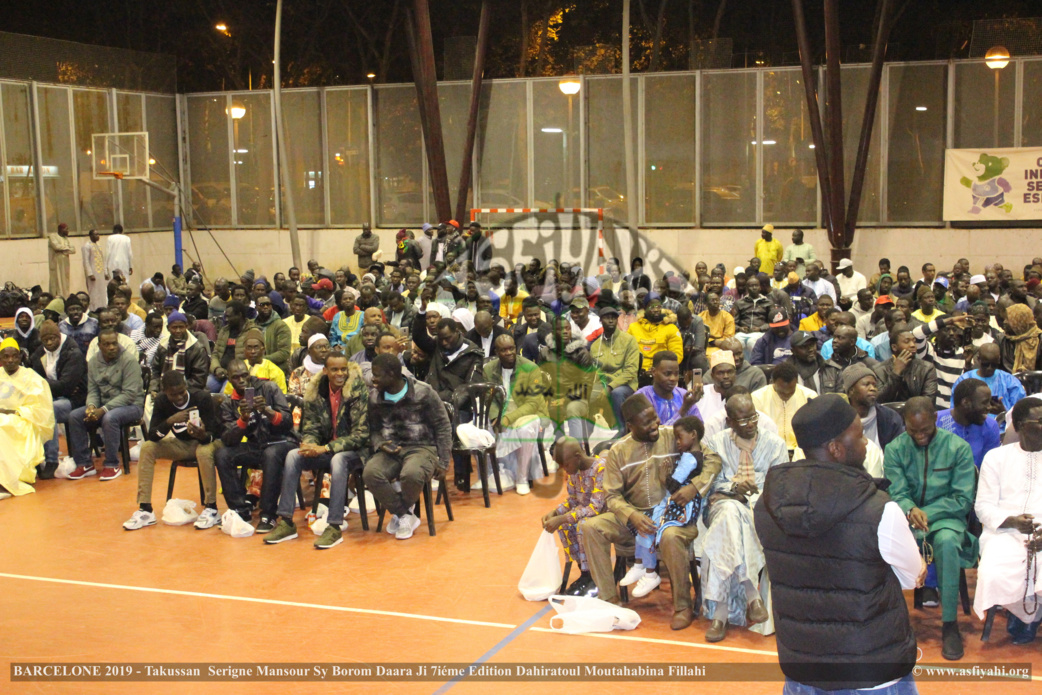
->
xmin=450 ymin=383 xmax=506 ymax=508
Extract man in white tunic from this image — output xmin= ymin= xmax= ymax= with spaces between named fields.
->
xmin=974 ymin=396 xmax=1042 ymax=643
xmin=701 ymin=392 xmax=788 ymax=642
xmin=106 ymin=224 xmax=133 ymax=279
xmin=82 ymin=229 xmax=109 ymax=311
xmin=47 ymin=222 xmax=75 ymax=298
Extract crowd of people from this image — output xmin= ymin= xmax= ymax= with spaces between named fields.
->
xmin=2 ymin=219 xmax=1041 ymax=689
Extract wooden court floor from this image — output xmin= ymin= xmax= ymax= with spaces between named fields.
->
xmin=1 ymin=454 xmax=1040 ymax=695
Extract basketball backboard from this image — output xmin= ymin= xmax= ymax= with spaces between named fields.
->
xmin=92 ymin=132 xmax=149 ymax=180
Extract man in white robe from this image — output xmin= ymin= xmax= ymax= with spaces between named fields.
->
xmin=974 ymin=396 xmax=1042 ymax=643
xmin=106 ymin=224 xmax=133 ymax=279
xmin=700 ymin=392 xmax=788 ymax=642
xmin=82 ymin=229 xmax=109 ymax=311
xmin=0 ymin=338 xmax=55 ymax=497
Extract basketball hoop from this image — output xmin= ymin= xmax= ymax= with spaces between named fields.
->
xmin=97 ymin=171 xmax=125 ymax=180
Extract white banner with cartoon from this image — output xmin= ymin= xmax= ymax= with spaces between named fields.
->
xmin=943 ymin=147 xmax=1042 ymax=221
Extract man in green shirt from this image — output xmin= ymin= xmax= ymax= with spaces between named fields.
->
xmin=883 ymin=396 xmax=977 ymax=661
xmin=590 ymin=302 xmax=640 ymax=436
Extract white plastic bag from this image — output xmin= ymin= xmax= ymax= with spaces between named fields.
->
xmin=348 ymin=490 xmax=377 ymax=515
xmin=518 ymin=531 xmax=563 ymax=601
xmin=129 ymin=443 xmax=141 ymax=462
xmin=220 ymin=509 xmax=255 ymax=538
xmin=161 ymin=498 xmax=199 ymax=526
xmin=547 ymin=594 xmax=641 ymax=633
xmin=456 ymin=423 xmax=495 ymax=449
xmin=308 ymin=503 xmax=348 ymax=535
xmin=53 ymin=456 xmax=77 ymax=480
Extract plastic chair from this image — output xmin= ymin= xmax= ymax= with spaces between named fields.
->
xmin=981 ymin=606 xmax=1002 ymax=642
xmin=450 ymin=383 xmax=506 ymax=508
xmin=166 ymin=459 xmax=205 ymax=503
xmin=1014 ymin=370 xmax=1042 ymax=395
xmin=375 ymin=470 xmax=453 ymax=536
xmin=237 ymin=464 xmax=307 ymax=515
xmin=882 ymin=401 xmax=906 ymax=417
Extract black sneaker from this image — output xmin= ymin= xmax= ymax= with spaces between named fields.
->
xmin=37 ymin=461 xmax=58 ymax=480
xmin=256 ymin=516 xmax=276 ymax=533
xmin=921 ymin=587 xmax=940 ymax=607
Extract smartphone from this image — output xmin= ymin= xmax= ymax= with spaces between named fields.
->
xmin=188 ymin=408 xmax=201 ymax=428
xmin=690 ymin=368 xmax=702 ymax=383
xmin=244 ymin=387 xmax=255 ymax=404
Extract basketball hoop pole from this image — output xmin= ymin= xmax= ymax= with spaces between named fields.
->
xmin=137 ymin=177 xmax=183 ymax=268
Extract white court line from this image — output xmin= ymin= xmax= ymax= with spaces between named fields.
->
xmin=0 ymin=571 xmax=776 ymax=658
xmin=0 ymin=572 xmax=513 ymax=630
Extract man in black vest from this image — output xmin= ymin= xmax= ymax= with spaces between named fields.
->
xmin=755 ymin=394 xmax=925 ymax=694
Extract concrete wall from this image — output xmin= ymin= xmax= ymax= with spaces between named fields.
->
xmin=10 ymin=225 xmax=1042 ymax=294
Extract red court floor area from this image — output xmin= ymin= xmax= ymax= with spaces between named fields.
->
xmin=1 ymin=456 xmax=1039 ymax=694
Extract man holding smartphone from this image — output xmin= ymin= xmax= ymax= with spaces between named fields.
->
xmin=123 ymin=371 xmax=223 ymax=531
xmin=214 ymin=359 xmax=297 ymax=530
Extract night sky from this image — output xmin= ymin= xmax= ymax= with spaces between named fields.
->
xmin=1 ymin=0 xmax=1039 ymax=91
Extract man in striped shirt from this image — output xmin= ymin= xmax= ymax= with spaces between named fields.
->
xmin=911 ymin=313 xmax=975 ymax=410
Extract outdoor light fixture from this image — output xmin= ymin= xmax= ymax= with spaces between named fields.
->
xmin=915 ymin=106 xmax=928 ymax=111
xmin=558 ymin=78 xmax=581 ymax=95
xmin=215 ymin=23 xmax=230 ymax=36
xmin=541 ymin=127 xmax=563 ymax=133
xmin=366 ymin=73 xmax=376 ymax=79
xmin=985 ymin=46 xmax=1010 ymax=70
xmin=227 ymin=102 xmax=246 ymax=119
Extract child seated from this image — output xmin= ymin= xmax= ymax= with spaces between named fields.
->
xmin=620 ymin=416 xmax=706 ymax=598
xmin=540 ymin=437 xmax=607 ymax=597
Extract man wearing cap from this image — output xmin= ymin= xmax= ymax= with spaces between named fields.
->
xmin=836 ymin=258 xmax=867 ymax=301
xmin=749 ymin=308 xmax=794 ymax=366
xmin=701 ymin=391 xmax=788 ymax=642
xmin=590 ymin=301 xmax=640 ymax=436
xmin=752 ymin=362 xmax=816 ymax=451
xmin=353 ymin=223 xmax=380 ymax=270
xmin=538 ymin=315 xmax=596 ymax=441
xmin=786 ymin=330 xmax=841 ymax=395
xmin=873 ymin=325 xmax=939 ymax=405
xmin=883 ymin=396 xmax=976 ymax=660
xmin=699 ymin=351 xmax=738 ymax=422
xmin=628 ymin=294 xmax=683 ymax=373
xmin=842 ymin=363 xmax=904 ymax=451
xmin=781 ymin=228 xmax=815 ymax=279
xmin=255 ymin=294 xmax=292 ymax=376
xmin=754 ymin=225 xmax=783 ymax=274
xmin=716 ymin=338 xmax=766 ymax=392
xmin=857 ymin=295 xmax=891 ymax=340
xmin=756 ymin=394 xmax=924 ymax=692
xmin=732 ymin=276 xmax=772 ymax=352
xmin=581 ymin=393 xmax=721 ymax=629
xmin=568 ymin=296 xmax=602 ymax=343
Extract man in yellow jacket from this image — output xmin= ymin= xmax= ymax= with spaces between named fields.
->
xmin=627 ymin=295 xmax=684 ymax=374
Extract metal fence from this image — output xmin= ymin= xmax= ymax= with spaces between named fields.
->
xmin=1 ymin=57 xmax=1040 ymax=239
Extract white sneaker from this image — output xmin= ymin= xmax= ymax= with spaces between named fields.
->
xmin=546 ymin=459 xmax=559 ymax=474
xmin=395 ymin=513 xmax=421 ymax=540
xmin=619 ymin=563 xmax=646 ymax=587
xmin=516 ymin=481 xmax=530 ymax=495
xmin=0 ymin=491 xmax=11 ymax=501
xmin=631 ymin=571 xmax=661 ymax=598
xmin=123 ymin=509 xmax=157 ymax=531
xmin=194 ymin=507 xmax=221 ymax=530
xmin=385 ymin=514 xmax=400 ymax=535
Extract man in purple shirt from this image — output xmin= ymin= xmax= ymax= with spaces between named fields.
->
xmin=634 ymin=350 xmax=700 ymax=425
